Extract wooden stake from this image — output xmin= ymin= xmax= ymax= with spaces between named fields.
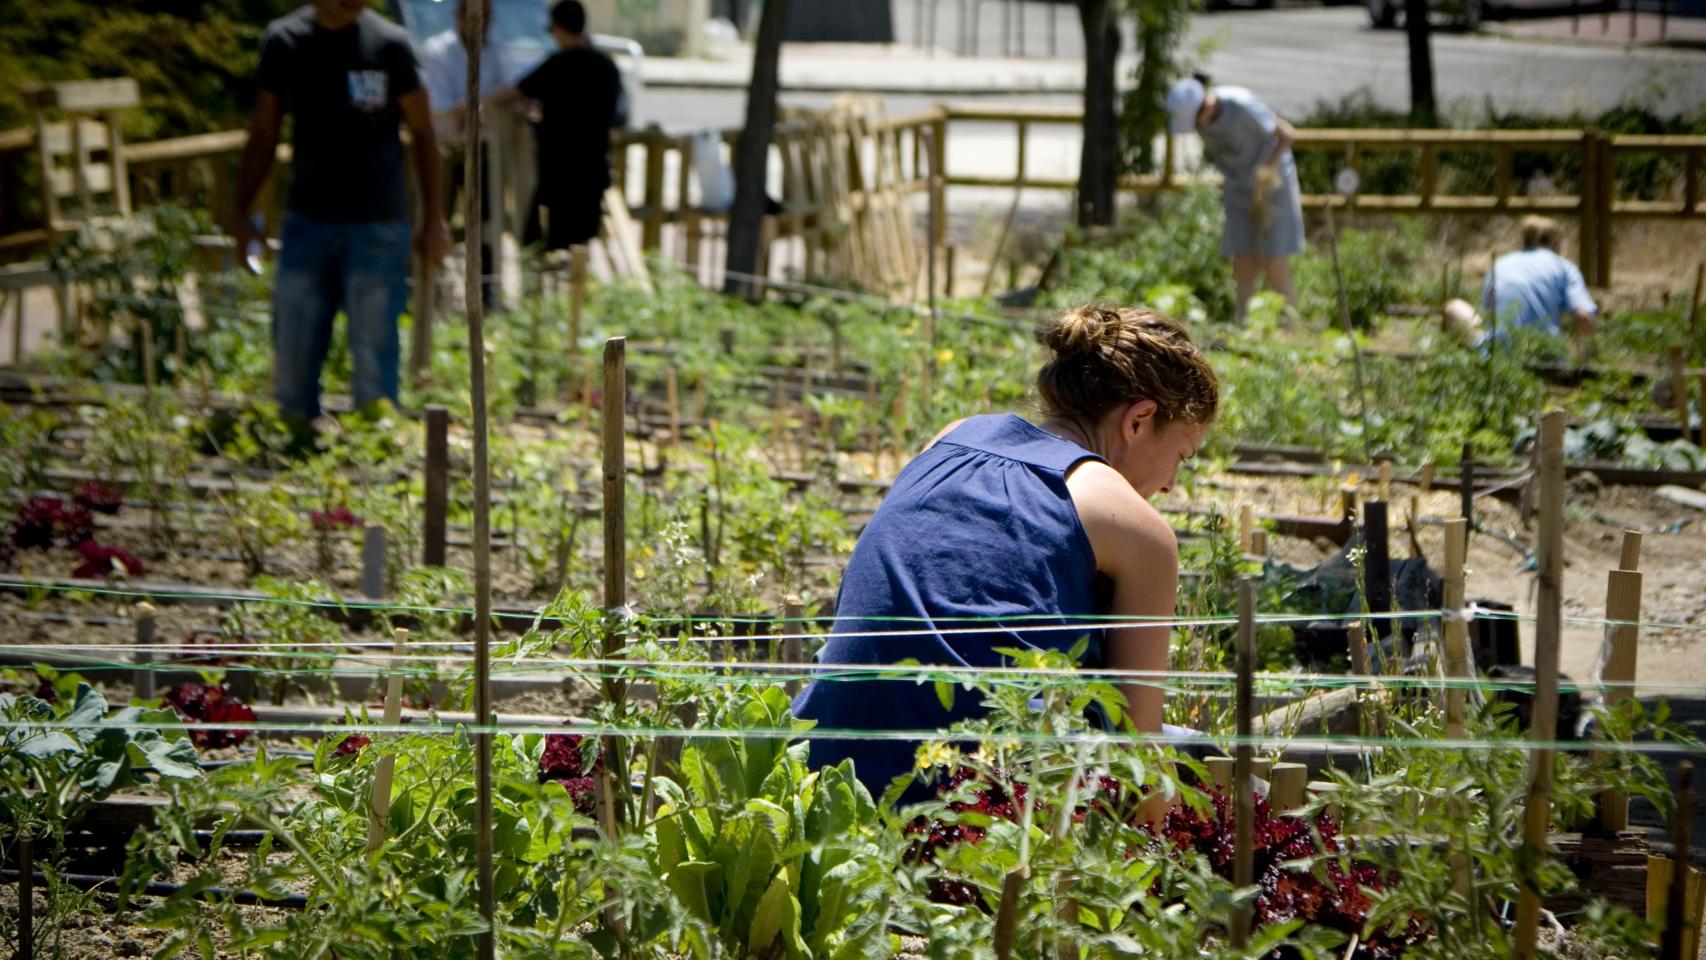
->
xmin=600 ymin=336 xmax=630 ymax=823
xmin=1249 ymin=528 xmax=1268 ymax=559
xmin=1231 ymin=577 xmax=1256 ymax=951
xmin=18 ymin=828 xmax=31 ymax=954
xmin=1378 ymin=460 xmax=1393 ymax=502
xmin=366 ymin=628 xmax=409 ymax=853
xmin=1364 ymin=501 xmax=1392 ymax=642
xmin=1237 ymin=504 xmax=1254 ymax=554
xmin=1514 ymin=409 xmax=1566 ymax=960
xmin=1441 ymin=518 xmax=1470 ymax=738
xmin=1698 ymin=373 xmax=1706 ymax=447
xmin=360 ymin=526 xmax=386 ymax=599
xmin=1459 ymin=443 xmax=1475 ymax=527
xmin=1685 ymin=262 xmax=1699 ymax=349
xmin=1325 ymin=203 xmax=1373 ymax=464
xmin=1420 ymin=458 xmax=1436 ymax=494
xmin=1270 ymin=762 xmax=1308 ymax=813
xmin=1619 ymin=528 xmax=1643 ymax=573
xmin=782 ymin=596 xmax=804 ymax=697
xmin=423 ymin=406 xmax=448 ymax=567
xmin=664 ymin=365 xmax=681 ymax=447
xmin=1661 ymin=762 xmax=1696 ymax=960
xmin=1596 ymin=566 xmax=1643 ymax=831
xmin=1440 ymin=517 xmax=1473 ymax=898
xmin=459 ymin=6 xmax=496 ymax=951
xmin=568 ymin=244 xmax=588 ymax=352
xmin=410 ymin=256 xmax=436 ymax=386
xmin=1670 ymin=346 xmax=1690 ymax=443
xmin=1205 ymin=755 xmax=1234 ymax=789
xmin=133 ymin=601 xmax=156 ymax=700
xmin=1348 ymin=619 xmax=1372 ymax=679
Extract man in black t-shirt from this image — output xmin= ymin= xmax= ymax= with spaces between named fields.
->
xmin=498 ymin=0 xmax=622 ymax=250
xmin=230 ymin=0 xmax=450 ymax=429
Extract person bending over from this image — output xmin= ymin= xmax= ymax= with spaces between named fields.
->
xmin=1443 ymin=215 xmax=1598 ymax=344
xmin=1166 ymin=74 xmax=1304 ymax=323
xmin=791 ymin=305 xmax=1219 ymax=802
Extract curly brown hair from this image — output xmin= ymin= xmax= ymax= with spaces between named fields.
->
xmin=1034 ymin=304 xmax=1219 ymax=427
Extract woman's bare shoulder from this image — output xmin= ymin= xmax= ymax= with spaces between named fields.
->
xmin=1064 ymin=461 xmax=1177 ymax=573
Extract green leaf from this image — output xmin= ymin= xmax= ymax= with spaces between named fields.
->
xmin=665 ymin=860 xmax=723 ymax=923
xmin=747 ymin=873 xmax=804 ymax=959
xmin=934 ymin=679 xmax=955 ymax=712
xmin=130 ymin=736 xmax=202 ymax=780
xmin=16 ymin=730 xmax=79 ymax=758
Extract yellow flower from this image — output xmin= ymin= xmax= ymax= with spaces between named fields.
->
xmin=913 ymin=741 xmax=961 ymax=773
xmin=633 ymin=566 xmax=648 ymax=581
xmin=935 ymin=348 xmax=955 ymax=368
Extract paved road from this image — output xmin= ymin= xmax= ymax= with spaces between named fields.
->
xmin=645 ymin=5 xmax=1705 ymax=132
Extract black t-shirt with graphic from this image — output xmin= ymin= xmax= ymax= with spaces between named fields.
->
xmin=256 ymin=7 xmax=421 ymax=223
xmin=517 ymin=46 xmax=621 ymax=200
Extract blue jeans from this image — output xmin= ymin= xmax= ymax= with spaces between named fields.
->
xmin=272 ymin=213 xmax=411 ymax=421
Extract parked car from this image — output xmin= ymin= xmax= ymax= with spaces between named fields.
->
xmin=1366 ymin=0 xmax=1584 ymax=30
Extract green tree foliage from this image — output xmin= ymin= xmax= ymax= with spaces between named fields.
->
xmin=0 ymin=0 xmax=295 ymax=139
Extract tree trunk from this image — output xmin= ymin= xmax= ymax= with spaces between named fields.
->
xmin=1077 ymin=0 xmax=1121 ymax=228
xmin=724 ymin=0 xmax=792 ymax=298
xmin=1404 ymin=0 xmax=1436 ymax=123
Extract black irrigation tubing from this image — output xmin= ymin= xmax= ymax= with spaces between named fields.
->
xmin=0 ymin=869 xmax=310 ymax=911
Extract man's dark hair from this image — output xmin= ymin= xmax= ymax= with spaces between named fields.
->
xmin=551 ymin=0 xmax=587 ymax=34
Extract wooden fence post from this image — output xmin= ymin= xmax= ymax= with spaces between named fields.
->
xmin=1514 ymin=409 xmax=1566 ymax=960
xmin=1597 ymin=133 xmax=1614 ymax=286
xmin=642 ymin=124 xmax=666 ymax=251
xmin=1597 ymin=529 xmax=1643 ymax=831
xmin=1579 ymin=128 xmax=1600 ymax=287
xmin=783 ymin=596 xmax=804 ymax=697
xmin=423 ymin=405 xmax=448 ymax=567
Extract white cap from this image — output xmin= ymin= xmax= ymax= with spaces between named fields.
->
xmin=1165 ymin=78 xmax=1206 ymax=135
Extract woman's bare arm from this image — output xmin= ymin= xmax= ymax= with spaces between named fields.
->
xmin=1064 ymin=460 xmax=1180 ymax=733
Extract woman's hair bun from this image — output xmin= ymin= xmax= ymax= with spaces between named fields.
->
xmin=1039 ymin=305 xmax=1116 ymax=359
xmin=1034 ymin=304 xmax=1220 ymax=426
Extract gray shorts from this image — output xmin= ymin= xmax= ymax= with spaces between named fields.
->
xmin=1221 ymin=165 xmax=1305 ymax=258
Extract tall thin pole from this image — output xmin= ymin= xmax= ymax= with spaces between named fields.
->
xmin=1513 ymin=409 xmax=1566 ymax=959
xmin=461 ymin=3 xmax=495 ymax=956
xmin=1230 ymin=577 xmax=1256 ymax=950
xmin=1325 ymin=204 xmax=1372 ymax=464
xmin=1662 ymin=762 xmax=1695 ymax=960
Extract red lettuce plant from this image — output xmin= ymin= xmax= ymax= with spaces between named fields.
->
xmin=72 ymin=540 xmax=144 ymax=578
xmin=73 ymin=480 xmax=125 ymax=514
xmin=10 ymin=496 xmax=92 ymax=548
xmin=308 ymin=505 xmax=362 ymax=531
xmin=163 ymin=680 xmax=257 ymax=748
xmin=538 ymin=732 xmax=600 ymax=814
xmin=907 ymin=768 xmax=1417 ymax=958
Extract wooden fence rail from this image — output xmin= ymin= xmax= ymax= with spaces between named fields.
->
xmin=4 ymin=104 xmax=1703 ymax=290
xmin=934 ymin=105 xmax=1706 ymax=287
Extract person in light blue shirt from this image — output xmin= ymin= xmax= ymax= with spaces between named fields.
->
xmin=1166 ymin=74 xmax=1306 ymax=323
xmin=1445 ymin=216 xmax=1598 ymax=341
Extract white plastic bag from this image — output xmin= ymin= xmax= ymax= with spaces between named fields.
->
xmin=694 ymin=130 xmax=735 ymax=214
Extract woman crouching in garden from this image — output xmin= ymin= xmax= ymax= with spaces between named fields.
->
xmin=792 ymin=304 xmax=1218 ymax=803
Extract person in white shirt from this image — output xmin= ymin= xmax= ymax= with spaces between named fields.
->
xmin=418 ymin=0 xmax=514 ymax=141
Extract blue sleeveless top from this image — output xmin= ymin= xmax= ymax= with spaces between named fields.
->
xmin=791 ymin=414 xmax=1109 ymax=801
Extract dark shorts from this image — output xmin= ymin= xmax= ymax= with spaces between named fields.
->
xmin=525 ymin=188 xmax=603 ymax=251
